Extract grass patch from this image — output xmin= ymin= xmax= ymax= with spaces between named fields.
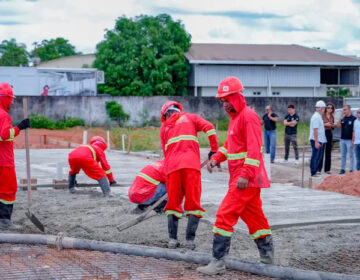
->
xmin=30 ymin=115 xmax=85 ymax=130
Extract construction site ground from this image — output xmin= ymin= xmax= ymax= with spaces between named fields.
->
xmin=2 ymin=148 xmax=358 ymax=278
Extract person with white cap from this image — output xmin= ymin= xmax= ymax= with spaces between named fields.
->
xmin=309 ymin=101 xmax=327 ymax=177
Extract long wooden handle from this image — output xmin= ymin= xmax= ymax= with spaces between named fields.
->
xmin=23 ymin=98 xmax=32 ymax=207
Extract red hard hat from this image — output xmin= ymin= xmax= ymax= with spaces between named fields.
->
xmin=216 ymin=77 xmax=244 ymax=98
xmin=0 ymin=83 xmax=14 ymax=98
xmin=160 ymin=101 xmax=183 ymax=123
xmin=90 ymin=136 xmax=107 ymax=151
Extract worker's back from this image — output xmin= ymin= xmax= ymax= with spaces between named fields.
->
xmin=69 ymin=145 xmax=97 ymax=161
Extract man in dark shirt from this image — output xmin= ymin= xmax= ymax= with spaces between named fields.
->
xmin=283 ymin=105 xmax=300 ymax=164
xmin=337 ymin=105 xmax=356 ymax=174
xmin=262 ymin=105 xmax=278 ymax=163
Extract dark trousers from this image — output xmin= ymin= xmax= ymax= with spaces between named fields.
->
xmin=284 ymin=133 xmax=299 ymax=160
xmin=318 ymin=130 xmax=333 ymax=172
xmin=0 ymin=202 xmax=13 ymax=220
xmin=355 ymin=144 xmax=360 ymax=171
xmin=310 ymin=140 xmax=324 ymax=176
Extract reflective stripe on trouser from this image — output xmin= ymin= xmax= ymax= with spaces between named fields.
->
xmin=0 ymin=166 xmax=17 ymax=205
xmin=68 ymin=158 xmax=106 ymax=180
xmin=214 ymin=186 xmax=271 ymax=240
xmin=165 ymin=168 xmax=205 ymax=219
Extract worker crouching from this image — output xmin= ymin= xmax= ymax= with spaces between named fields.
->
xmin=0 ymin=83 xmax=30 ymax=229
xmin=160 ymin=101 xmax=219 ymax=250
xmin=128 ymin=160 xmax=167 ymax=213
xmin=198 ymin=77 xmax=274 ymax=275
xmin=68 ymin=136 xmax=116 ymax=197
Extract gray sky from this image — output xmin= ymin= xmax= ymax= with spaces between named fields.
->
xmin=1 ymin=0 xmax=359 ymax=56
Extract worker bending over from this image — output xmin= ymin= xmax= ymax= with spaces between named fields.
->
xmin=198 ymin=77 xmax=274 ymax=275
xmin=129 ymin=159 xmax=167 ymax=213
xmin=160 ymin=101 xmax=219 ymax=250
xmin=68 ymin=136 xmax=116 ymax=197
xmin=0 ymin=83 xmax=30 ymax=229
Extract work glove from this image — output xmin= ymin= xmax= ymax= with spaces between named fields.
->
xmin=110 ymin=180 xmax=117 ymax=186
xmin=208 ymin=151 xmax=217 ymax=160
xmin=17 ymin=118 xmax=30 ymax=130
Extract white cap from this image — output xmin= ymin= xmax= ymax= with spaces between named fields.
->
xmin=315 ymin=100 xmax=326 ymax=108
xmin=164 ymin=105 xmax=180 ymax=115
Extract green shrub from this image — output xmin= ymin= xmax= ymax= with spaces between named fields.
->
xmin=105 ymin=101 xmax=130 ymax=126
xmin=29 ymin=115 xmax=85 ymax=129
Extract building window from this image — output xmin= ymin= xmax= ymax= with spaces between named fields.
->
xmin=253 ymin=91 xmax=261 ymax=96
xmin=272 ymin=91 xmax=280 ymax=96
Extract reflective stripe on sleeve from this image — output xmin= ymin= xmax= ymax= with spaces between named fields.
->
xmin=250 ymin=229 xmax=272 ymax=240
xmin=0 ymin=128 xmax=16 ymax=142
xmin=165 ymin=135 xmax=199 ymax=151
xmin=84 ymin=145 xmax=96 ymax=160
xmin=0 ymin=198 xmax=15 ymax=205
xmin=219 ymin=147 xmax=228 ymax=157
xmin=105 ymin=168 xmax=112 ymax=175
xmin=137 ymin=172 xmax=160 ymax=185
xmin=244 ymin=158 xmax=260 ymax=167
xmin=213 ymin=226 xmax=233 ymax=237
xmin=165 ymin=210 xmax=183 ymax=218
xmin=206 ymin=129 xmax=216 ymax=137
xmin=227 ymin=152 xmax=247 ymax=160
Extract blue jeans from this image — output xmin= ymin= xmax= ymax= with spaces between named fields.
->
xmin=264 ymin=130 xmax=276 ymax=161
xmin=340 ymin=139 xmax=354 ymax=171
xmin=354 ymin=144 xmax=360 ymax=171
xmin=310 ymin=140 xmax=324 ymax=176
xmin=142 ymin=183 xmax=167 ymax=205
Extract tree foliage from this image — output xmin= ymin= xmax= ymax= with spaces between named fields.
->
xmin=94 ymin=14 xmax=191 ymax=96
xmin=0 ymin=39 xmax=29 ymax=66
xmin=105 ymin=101 xmax=130 ymax=126
xmin=32 ymin=37 xmax=79 ymax=61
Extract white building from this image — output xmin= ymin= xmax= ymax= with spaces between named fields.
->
xmin=186 ymin=44 xmax=360 ymax=97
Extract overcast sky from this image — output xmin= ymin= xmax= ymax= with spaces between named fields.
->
xmin=1 ymin=0 xmax=359 ymax=56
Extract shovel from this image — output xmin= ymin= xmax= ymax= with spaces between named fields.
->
xmin=117 ymin=159 xmax=209 ymax=232
xmin=23 ymin=97 xmax=45 ymax=232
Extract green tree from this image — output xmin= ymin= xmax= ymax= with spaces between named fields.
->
xmin=105 ymin=101 xmax=130 ymax=126
xmin=94 ymin=14 xmax=191 ymax=96
xmin=0 ymin=39 xmax=29 ymax=66
xmin=32 ymin=37 xmax=80 ymax=61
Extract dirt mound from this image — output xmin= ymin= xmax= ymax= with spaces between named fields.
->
xmin=316 ymin=172 xmax=360 ymax=197
xmin=14 ymin=127 xmax=110 ymax=149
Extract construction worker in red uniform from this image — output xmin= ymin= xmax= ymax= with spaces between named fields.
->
xmin=68 ymin=136 xmax=116 ymax=197
xmin=128 ymin=159 xmax=167 ymax=213
xmin=198 ymin=77 xmax=274 ymax=275
xmin=160 ymin=101 xmax=219 ymax=250
xmin=0 ymin=83 xmax=30 ymax=229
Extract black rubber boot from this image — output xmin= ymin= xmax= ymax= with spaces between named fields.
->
xmin=197 ymin=234 xmax=231 ymax=275
xmin=153 ymin=200 xmax=167 ymax=213
xmin=0 ymin=203 xmax=21 ymax=230
xmin=131 ymin=204 xmax=149 ymax=214
xmin=98 ymin=177 xmax=113 ymax=197
xmin=167 ymin=215 xmax=179 ymax=249
xmin=255 ymin=235 xmax=274 ymax=264
xmin=68 ymin=174 xmax=76 ymax=193
xmin=185 ymin=215 xmax=200 ymax=250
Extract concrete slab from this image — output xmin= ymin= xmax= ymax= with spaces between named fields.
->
xmin=14 ymin=149 xmax=360 ymax=231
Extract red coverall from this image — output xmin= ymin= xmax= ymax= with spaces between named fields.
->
xmin=0 ymin=97 xmax=20 ymax=205
xmin=129 ymin=160 xmax=166 ymax=204
xmin=211 ymin=93 xmax=271 ymax=240
xmin=68 ymin=144 xmax=114 ymax=182
xmin=160 ymin=102 xmax=219 ymax=218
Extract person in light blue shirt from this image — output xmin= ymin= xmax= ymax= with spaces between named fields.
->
xmin=309 ymin=101 xmax=327 ymax=177
xmin=352 ymin=109 xmax=360 ymax=171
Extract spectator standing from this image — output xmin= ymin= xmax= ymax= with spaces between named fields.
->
xmin=352 ymin=109 xmax=360 ymax=171
xmin=319 ymin=103 xmax=335 ymax=174
xmin=337 ymin=105 xmax=356 ymax=174
xmin=309 ymin=101 xmax=327 ymax=177
xmin=283 ymin=105 xmax=300 ymax=164
xmin=262 ymin=105 xmax=278 ymax=163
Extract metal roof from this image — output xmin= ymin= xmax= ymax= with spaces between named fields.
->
xmin=186 ymin=44 xmax=360 ymax=66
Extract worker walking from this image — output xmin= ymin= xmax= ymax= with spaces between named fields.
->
xmin=0 ymin=83 xmax=30 ymax=229
xmin=160 ymin=101 xmax=219 ymax=250
xmin=198 ymin=77 xmax=273 ymax=275
xmin=68 ymin=136 xmax=116 ymax=197
xmin=129 ymin=160 xmax=167 ymax=213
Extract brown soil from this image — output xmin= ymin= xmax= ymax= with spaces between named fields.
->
xmin=14 ymin=127 xmax=110 ymax=149
xmin=316 ymin=171 xmax=360 ymax=197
